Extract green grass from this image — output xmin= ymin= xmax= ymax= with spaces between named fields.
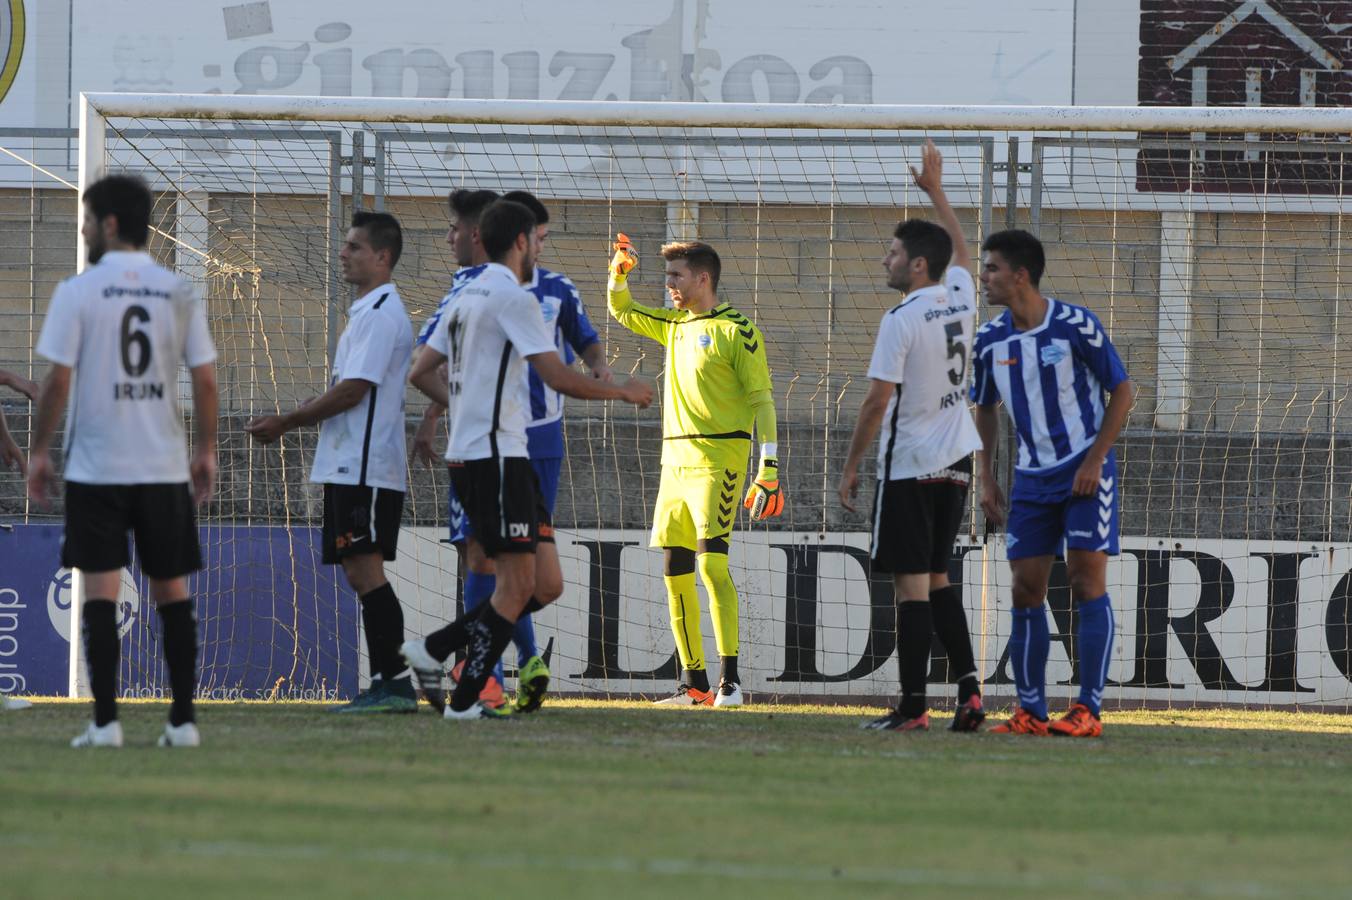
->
xmin=4 ymin=699 xmax=1352 ymax=899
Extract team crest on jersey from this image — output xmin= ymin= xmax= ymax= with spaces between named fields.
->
xmin=697 ymin=334 xmax=712 ymax=349
xmin=1039 ymin=344 xmax=1067 ymax=367
xmin=540 ymin=302 xmax=558 ymax=323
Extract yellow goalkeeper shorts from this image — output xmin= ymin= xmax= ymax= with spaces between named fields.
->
xmin=650 ymin=465 xmax=747 ymax=549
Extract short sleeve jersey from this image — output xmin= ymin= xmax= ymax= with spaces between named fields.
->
xmin=426 ymin=263 xmax=556 ymax=461
xmin=608 ymin=285 xmax=773 ymax=471
xmin=969 ymin=298 xmax=1129 ymax=473
xmin=34 ymin=250 xmax=216 ymax=485
xmin=415 ymin=265 xmax=483 ymax=348
xmin=866 ymin=265 xmax=983 ymax=480
xmin=310 ymin=283 xmax=414 ymax=491
xmin=522 ymin=266 xmax=600 ymax=459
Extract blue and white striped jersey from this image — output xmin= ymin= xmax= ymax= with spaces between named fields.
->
xmin=969 ymin=299 xmax=1129 ymax=473
xmin=520 ymin=266 xmax=601 ymax=457
xmin=416 ymin=264 xmax=484 ymax=347
xmin=418 ymin=264 xmax=600 ymax=460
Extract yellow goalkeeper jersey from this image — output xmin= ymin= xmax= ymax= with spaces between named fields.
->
xmin=609 ymin=284 xmax=773 ymax=470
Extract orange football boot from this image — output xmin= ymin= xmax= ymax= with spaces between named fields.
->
xmin=1048 ymin=703 xmax=1103 ymax=737
xmin=990 ymin=707 xmax=1050 ymax=736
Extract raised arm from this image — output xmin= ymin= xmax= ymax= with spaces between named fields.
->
xmin=910 ymin=139 xmax=970 ymax=273
xmin=606 ymin=233 xmax=680 ymax=344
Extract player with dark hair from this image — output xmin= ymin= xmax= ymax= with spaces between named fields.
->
xmin=410 ymin=188 xmax=500 ymax=465
xmin=838 ymin=140 xmax=986 ymax=732
xmin=28 ymin=173 xmax=218 ymax=746
xmin=607 ymin=235 xmax=781 ymax=708
xmin=245 ymin=211 xmax=417 ymax=714
xmin=400 ymin=200 xmax=653 ymax=720
xmin=451 ymin=189 xmax=612 ymax=711
xmin=971 ymin=227 xmax=1134 ymax=737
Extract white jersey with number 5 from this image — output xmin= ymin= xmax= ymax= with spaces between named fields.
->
xmin=866 ymin=265 xmax=982 ymax=481
xmin=35 ymin=250 xmax=216 ymax=485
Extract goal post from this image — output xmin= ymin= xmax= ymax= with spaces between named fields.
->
xmin=68 ymin=92 xmax=1352 ymax=709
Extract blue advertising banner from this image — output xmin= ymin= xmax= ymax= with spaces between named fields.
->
xmin=0 ymin=525 xmax=359 ymax=700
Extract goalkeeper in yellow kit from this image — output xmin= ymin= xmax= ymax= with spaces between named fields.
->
xmin=608 ymin=235 xmax=782 ymax=707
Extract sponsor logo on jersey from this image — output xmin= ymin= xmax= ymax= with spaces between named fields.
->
xmin=1067 ymin=529 xmax=1094 ymax=538
xmin=1040 ymin=344 xmax=1068 ymax=367
xmin=997 ymin=356 xmax=1018 ymax=366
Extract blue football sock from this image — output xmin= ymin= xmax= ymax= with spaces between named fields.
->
xmin=463 ymin=571 xmax=505 ymax=684
xmin=513 ymin=611 xmax=539 ymax=668
xmin=1010 ymin=606 xmax=1050 ymax=720
xmin=1076 ymin=594 xmax=1115 ymax=717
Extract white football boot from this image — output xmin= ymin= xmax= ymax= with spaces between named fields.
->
xmin=443 ymin=701 xmax=510 ymax=721
xmin=158 ymin=722 xmax=201 ymax=747
xmin=70 ymin=720 xmax=123 ymax=748
xmin=713 ymin=681 xmax=744 ymax=708
xmin=400 ymin=638 xmax=447 ymax=712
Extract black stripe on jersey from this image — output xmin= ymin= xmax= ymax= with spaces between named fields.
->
xmin=358 ymin=386 xmax=378 ymax=486
xmin=881 ymin=384 xmax=902 ymax=479
xmin=663 ymin=430 xmax=752 ymax=441
xmin=373 ymin=292 xmax=389 ymax=310
xmin=630 ymin=308 xmax=675 ymax=324
xmin=488 ymin=341 xmax=513 ymax=459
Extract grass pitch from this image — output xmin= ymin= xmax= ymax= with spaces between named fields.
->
xmin=4 ymin=699 xmax=1352 ymax=899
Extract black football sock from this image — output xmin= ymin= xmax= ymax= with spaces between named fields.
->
xmin=897 ymin=600 xmax=933 ymax=719
xmin=424 ymin=603 xmax=488 ymax=663
xmin=158 ymin=600 xmax=198 ymax=726
xmin=719 ymin=655 xmax=739 ymax=686
xmin=522 ymin=597 xmax=545 ymax=615
xmin=359 ymin=583 xmax=407 ymax=680
xmin=448 ymin=606 xmax=515 ymax=712
xmin=83 ymin=599 xmax=119 ymax=727
xmin=683 ymin=667 xmax=710 ymax=693
xmin=930 ymin=584 xmax=980 ymax=703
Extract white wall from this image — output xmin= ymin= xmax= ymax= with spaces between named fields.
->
xmin=0 ymin=0 xmax=1144 ymax=129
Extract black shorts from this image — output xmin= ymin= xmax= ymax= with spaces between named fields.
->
xmin=448 ymin=457 xmax=553 ymax=557
xmin=322 ymin=483 xmax=404 ymax=565
xmin=870 ymin=455 xmax=972 ymax=575
xmin=62 ymin=481 xmax=202 ymax=579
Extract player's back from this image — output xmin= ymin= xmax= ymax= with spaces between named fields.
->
xmin=442 ymin=262 xmax=555 ymax=462
xmin=35 ymin=250 xmax=215 ymax=485
xmin=869 ymin=265 xmax=981 ymax=480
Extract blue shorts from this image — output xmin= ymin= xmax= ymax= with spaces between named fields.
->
xmin=449 ymin=456 xmax=562 ymax=544
xmin=1005 ymin=449 xmax=1119 ymax=560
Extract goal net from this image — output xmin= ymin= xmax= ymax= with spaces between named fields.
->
xmin=42 ymin=94 xmax=1352 ymax=708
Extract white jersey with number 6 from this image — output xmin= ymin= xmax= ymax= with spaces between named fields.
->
xmin=866 ymin=265 xmax=982 ymax=481
xmin=34 ymin=250 xmax=216 ymax=485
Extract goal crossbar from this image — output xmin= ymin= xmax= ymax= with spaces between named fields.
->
xmin=80 ymin=93 xmax=1352 ymax=133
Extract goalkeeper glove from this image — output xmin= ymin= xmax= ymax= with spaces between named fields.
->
xmin=609 ymin=232 xmax=637 ymax=286
xmin=744 ymin=457 xmax=784 ymax=521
